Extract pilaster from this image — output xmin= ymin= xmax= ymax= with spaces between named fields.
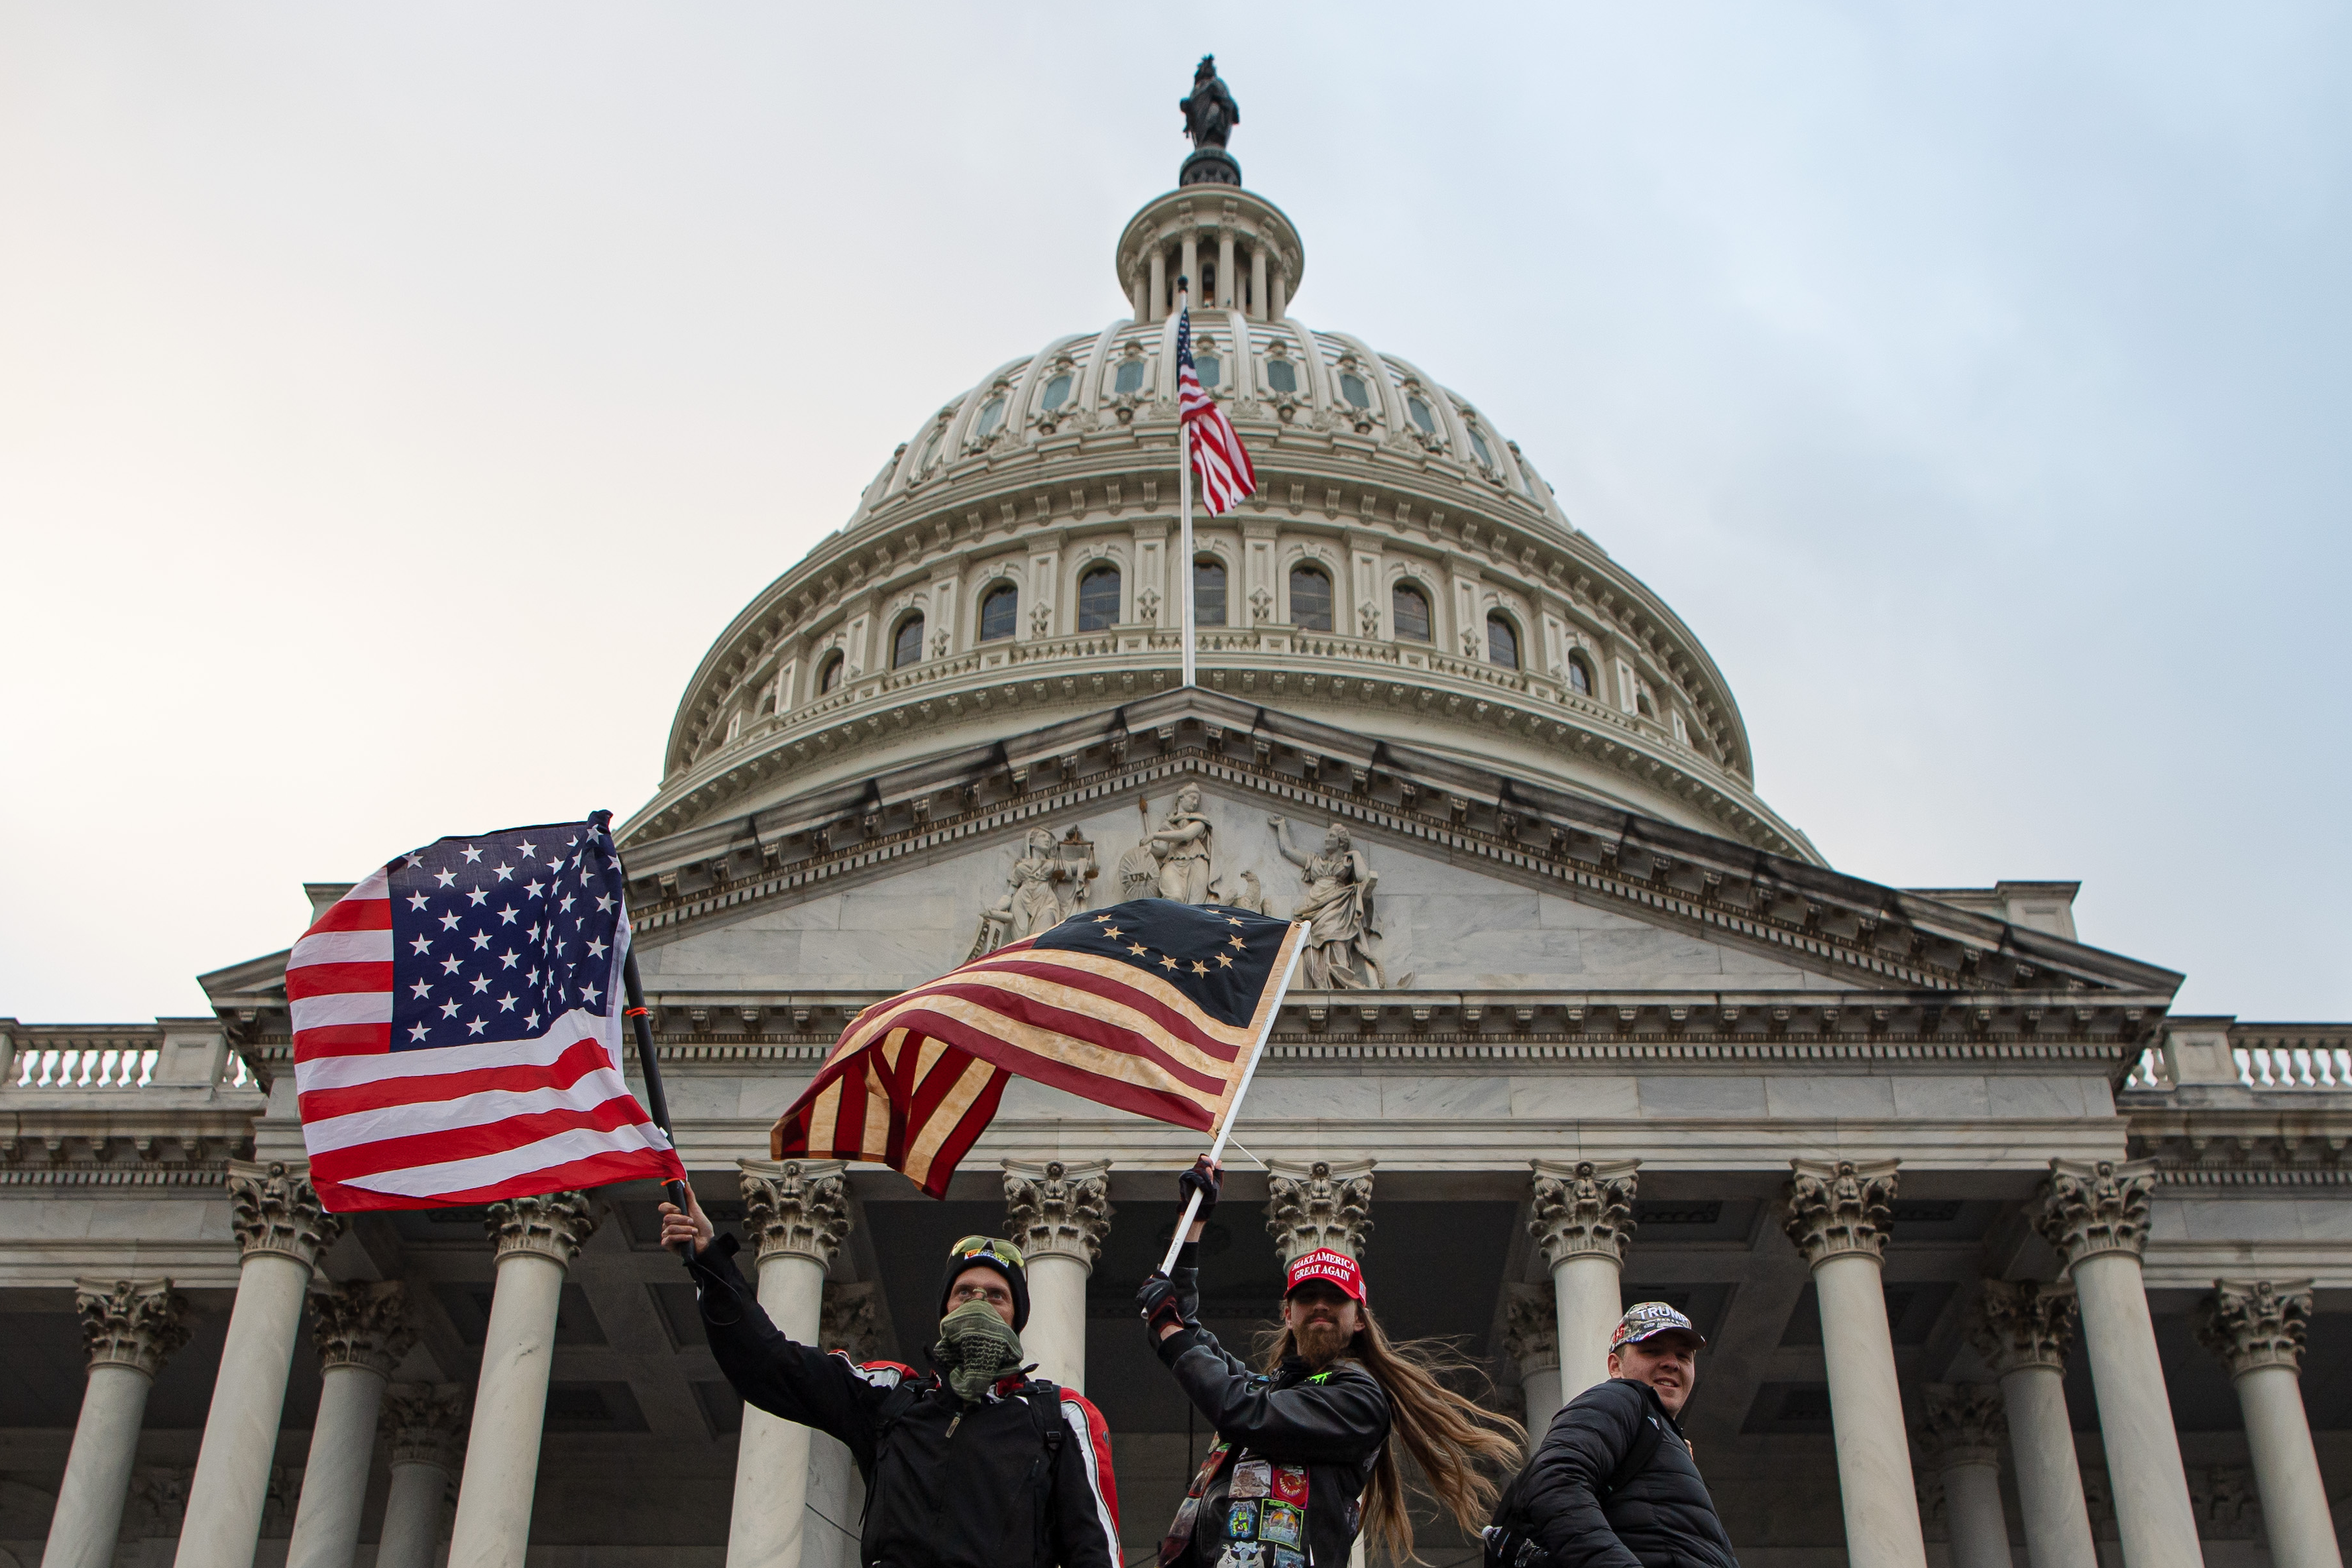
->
xmin=740 ymin=1158 xmax=852 ymax=1267
xmin=76 ymin=1278 xmax=192 ymax=1376
xmin=1264 ymin=1158 xmax=1374 ymax=1262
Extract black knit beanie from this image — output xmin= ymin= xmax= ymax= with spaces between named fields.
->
xmin=938 ymin=1234 xmax=1031 ymax=1332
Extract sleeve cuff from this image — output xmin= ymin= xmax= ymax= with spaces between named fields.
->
xmin=1152 ymin=1323 xmax=1208 ymax=1369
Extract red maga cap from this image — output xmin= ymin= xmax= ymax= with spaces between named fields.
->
xmin=1284 ymin=1247 xmax=1366 ymax=1303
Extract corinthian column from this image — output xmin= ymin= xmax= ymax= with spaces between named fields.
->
xmin=1003 ymin=1159 xmax=1112 ymax=1394
xmin=1972 ymin=1280 xmax=2097 ymax=1568
xmin=446 ymin=1192 xmax=598 ymax=1568
xmin=174 ymin=1160 xmax=343 ymax=1568
xmin=375 ymin=1384 xmax=465 ymax=1568
xmin=42 ymin=1278 xmax=191 ymax=1568
xmin=726 ymin=1160 xmax=850 ymax=1568
xmin=1783 ymin=1158 xmax=1925 ymax=1568
xmin=1919 ymin=1384 xmax=2015 ymax=1568
xmin=1502 ymin=1285 xmax=1565 ymax=1435
xmin=1264 ymin=1159 xmax=1375 ymax=1264
xmin=1528 ymin=1158 xmax=1638 ymax=1398
xmin=2195 ymin=1280 xmax=2340 ymax=1568
xmin=286 ymin=1282 xmax=412 ymax=1568
xmin=2033 ymin=1158 xmax=2201 ymax=1568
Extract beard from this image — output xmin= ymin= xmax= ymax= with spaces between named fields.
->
xmin=1294 ymin=1318 xmax=1352 ymax=1366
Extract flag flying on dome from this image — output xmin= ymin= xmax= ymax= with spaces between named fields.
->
xmin=775 ymin=899 xmax=1306 ymax=1198
xmin=285 ymin=814 xmax=687 ymax=1211
xmin=1178 ymin=303 xmax=1256 ymax=515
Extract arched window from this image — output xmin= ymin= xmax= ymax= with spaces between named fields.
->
xmin=1266 ymin=357 xmax=1298 ymax=394
xmin=1195 ymin=351 xmax=1221 ymax=388
xmin=1289 ymin=565 xmax=1333 ymax=632
xmin=1406 ymin=396 xmax=1436 ymax=435
xmin=1391 ymin=583 xmax=1431 ymax=642
xmin=1339 ymin=372 xmax=1371 ymax=410
xmin=1113 ymin=360 xmax=1146 ymax=395
xmin=1566 ymin=651 xmax=1593 ymax=696
xmin=1078 ymin=565 xmax=1121 ymax=631
xmin=891 ymin=613 xmax=925 ymax=670
xmin=816 ymin=651 xmax=844 ymax=695
xmin=1040 ymin=374 xmax=1072 ymax=411
xmin=974 ymin=398 xmax=1005 ymax=439
xmin=1194 ymin=557 xmax=1227 ymax=626
xmin=1486 ymin=612 xmax=1520 ymax=669
xmin=978 ymin=583 xmax=1017 ymax=642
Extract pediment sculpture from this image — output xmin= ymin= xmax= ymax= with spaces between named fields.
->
xmin=1270 ymin=816 xmax=1386 ymax=989
xmin=970 ymin=826 xmax=1099 ymax=958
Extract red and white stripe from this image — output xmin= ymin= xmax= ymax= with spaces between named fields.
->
xmin=1180 ymin=359 xmax=1255 ymax=517
xmin=288 ymin=868 xmax=685 ymax=1211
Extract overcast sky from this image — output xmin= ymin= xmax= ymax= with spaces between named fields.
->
xmin=5 ymin=3 xmax=2346 ymax=1023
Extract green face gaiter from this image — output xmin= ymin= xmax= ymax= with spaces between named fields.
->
xmin=933 ymin=1298 xmax=1026 ymax=1403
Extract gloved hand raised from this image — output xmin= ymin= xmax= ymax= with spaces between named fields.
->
xmin=1137 ymin=1271 xmax=1190 ymax=1341
xmin=1178 ymin=1153 xmax=1221 ymax=1221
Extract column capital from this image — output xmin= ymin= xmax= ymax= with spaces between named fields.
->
xmin=1918 ymin=1382 xmax=2006 ymax=1469
xmin=2033 ymin=1157 xmax=2157 ymax=1266
xmin=75 ymin=1276 xmax=191 ymax=1376
xmin=1782 ymin=1157 xmax=1899 ymax=1265
xmin=1001 ymin=1158 xmax=1113 ymax=1267
xmin=483 ymin=1189 xmax=598 ymax=1263
xmin=1528 ymin=1158 xmax=1639 ymax=1268
xmin=380 ymin=1382 xmax=467 ymax=1473
xmin=2194 ymin=1278 xmax=2313 ymax=1378
xmin=1264 ymin=1158 xmax=1374 ymax=1263
xmin=1970 ymin=1278 xmax=2079 ymax=1375
xmin=226 ymin=1159 xmax=343 ymax=1268
xmin=740 ymin=1158 xmax=852 ymax=1266
xmin=820 ymin=1280 xmax=884 ymax=1363
xmin=309 ymin=1280 xmax=415 ymax=1376
xmin=1502 ymin=1284 xmax=1561 ymax=1376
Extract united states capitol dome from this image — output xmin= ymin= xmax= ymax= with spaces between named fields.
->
xmin=618 ymin=124 xmax=1817 ymax=891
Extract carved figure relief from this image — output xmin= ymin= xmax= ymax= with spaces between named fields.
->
xmin=973 ymin=827 xmax=1097 ymax=958
xmin=1268 ymin=816 xmax=1383 ymax=988
xmin=1115 ymin=787 xmax=1217 ymax=903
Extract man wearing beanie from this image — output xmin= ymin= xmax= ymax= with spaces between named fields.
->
xmin=1137 ymin=1158 xmax=1523 ymax=1567
xmin=1482 ymin=1302 xmax=1739 ymax=1568
xmin=661 ymin=1192 xmax=1119 ymax=1568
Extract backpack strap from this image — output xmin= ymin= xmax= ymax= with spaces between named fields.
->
xmin=1019 ymin=1379 xmax=1066 ymax=1455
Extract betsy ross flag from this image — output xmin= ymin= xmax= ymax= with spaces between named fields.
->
xmin=1178 ymin=304 xmax=1256 ymax=515
xmin=776 ymin=899 xmax=1304 ymax=1197
xmin=286 ymin=814 xmax=687 ymax=1211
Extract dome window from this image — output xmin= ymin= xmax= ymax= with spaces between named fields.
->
xmin=974 ymin=398 xmax=1005 ymax=439
xmin=1195 ymin=353 xmax=1221 ymax=389
xmin=1408 ymin=397 xmax=1437 ymax=435
xmin=1392 ymin=584 xmax=1431 ymax=642
xmin=1566 ymin=651 xmax=1593 ymax=696
xmin=1194 ymin=557 xmax=1227 ymax=626
xmin=1114 ymin=361 xmax=1146 ymax=396
xmin=1486 ymin=612 xmax=1520 ymax=669
xmin=1266 ymin=358 xmax=1298 ymax=395
xmin=1078 ymin=565 xmax=1121 ymax=632
xmin=1467 ymin=425 xmax=1494 ymax=467
xmin=817 ymin=651 xmax=844 ymax=696
xmin=891 ymin=613 xmax=926 ymax=670
xmin=1339 ymin=372 xmax=1371 ymax=410
xmin=1289 ymin=565 xmax=1333 ymax=632
xmin=978 ymin=583 xmax=1017 ymax=642
xmin=1040 ymin=374 xmax=1072 ymax=412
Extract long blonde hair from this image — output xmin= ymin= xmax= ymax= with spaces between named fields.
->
xmin=1257 ymin=1303 xmax=1525 ymax=1565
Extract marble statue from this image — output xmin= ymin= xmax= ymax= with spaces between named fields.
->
xmin=971 ymin=826 xmax=1097 ymax=958
xmin=1179 ymin=56 xmax=1239 ymax=150
xmin=1146 ymin=783 xmax=1215 ymax=903
xmin=1268 ymin=816 xmax=1384 ymax=988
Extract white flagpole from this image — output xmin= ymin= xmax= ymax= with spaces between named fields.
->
xmin=1156 ymin=921 xmax=1306 ymax=1276
xmin=1178 ymin=283 xmax=1197 ymax=690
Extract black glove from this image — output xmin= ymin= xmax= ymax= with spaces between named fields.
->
xmin=1138 ymin=1271 xmax=1190 ymax=1339
xmin=1178 ymin=1156 xmax=1221 ymax=1221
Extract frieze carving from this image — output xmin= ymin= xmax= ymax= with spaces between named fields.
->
xmin=227 ymin=1159 xmax=343 ymax=1267
xmin=1003 ymin=1158 xmax=1113 ymax=1266
xmin=1971 ymin=1278 xmax=2078 ymax=1375
xmin=2195 ymin=1278 xmax=2312 ymax=1377
xmin=1783 ymin=1158 xmax=1899 ymax=1265
xmin=309 ymin=1280 xmax=415 ymax=1376
xmin=76 ymin=1278 xmax=191 ymax=1376
xmin=1528 ymin=1159 xmax=1638 ymax=1268
xmin=1268 ymin=817 xmax=1383 ymax=989
xmin=2034 ymin=1157 xmax=2157 ymax=1266
xmin=1916 ymin=1382 xmax=2005 ymax=1469
xmin=973 ymin=826 xmax=1097 ymax=958
xmin=484 ymin=1189 xmax=599 ymax=1264
xmin=1502 ymin=1284 xmax=1560 ymax=1374
xmin=819 ymin=1280 xmax=883 ymax=1363
xmin=1115 ymin=785 xmax=1216 ymax=903
xmin=1265 ymin=1158 xmax=1374 ymax=1262
xmin=382 ymin=1382 xmax=468 ymax=1473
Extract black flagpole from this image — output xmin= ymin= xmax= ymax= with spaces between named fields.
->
xmin=622 ymin=948 xmax=697 ymax=1251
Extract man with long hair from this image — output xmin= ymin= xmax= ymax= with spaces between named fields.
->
xmin=1137 ymin=1158 xmax=1523 ymax=1565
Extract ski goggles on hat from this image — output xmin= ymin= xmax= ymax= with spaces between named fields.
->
xmin=1611 ymin=1301 xmax=1705 ymax=1351
xmin=948 ymin=1235 xmax=1027 ymax=1271
xmin=1284 ymin=1247 xmax=1366 ymax=1303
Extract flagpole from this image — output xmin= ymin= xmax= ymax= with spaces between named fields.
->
xmin=1156 ymin=921 xmax=1306 ymax=1276
xmin=1178 ymin=280 xmax=1197 ymax=690
xmin=622 ymin=947 xmax=695 ymax=1230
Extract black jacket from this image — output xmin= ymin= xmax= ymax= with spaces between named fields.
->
xmin=689 ymin=1235 xmax=1120 ymax=1568
xmin=1152 ymin=1255 xmax=1392 ymax=1568
xmin=1507 ymin=1378 xmax=1738 ymax=1568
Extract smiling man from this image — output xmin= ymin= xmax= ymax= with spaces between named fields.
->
xmin=1483 ymin=1302 xmax=1740 ymax=1568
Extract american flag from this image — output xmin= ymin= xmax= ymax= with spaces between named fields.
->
xmin=286 ymin=814 xmax=687 ymax=1211
xmin=1178 ymin=304 xmax=1256 ymax=515
xmin=775 ymin=899 xmax=1305 ymax=1197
